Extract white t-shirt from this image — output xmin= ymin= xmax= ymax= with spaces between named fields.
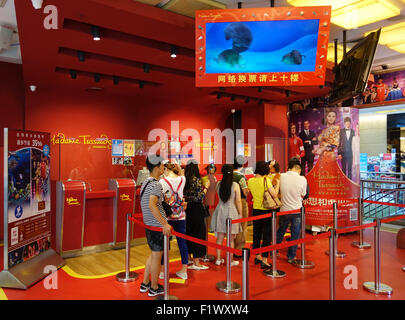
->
xmin=279 ymin=171 xmax=307 ymax=212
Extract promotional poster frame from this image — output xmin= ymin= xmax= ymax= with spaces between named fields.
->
xmin=195 ymin=6 xmax=331 ymax=87
xmin=0 ymin=128 xmax=64 ymax=290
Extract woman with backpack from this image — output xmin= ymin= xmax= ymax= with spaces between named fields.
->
xmin=210 ymin=164 xmax=242 ymax=267
xmin=159 ymin=162 xmax=188 ymax=280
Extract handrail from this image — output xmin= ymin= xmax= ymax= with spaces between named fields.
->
xmin=361 ymin=179 xmax=405 ymax=186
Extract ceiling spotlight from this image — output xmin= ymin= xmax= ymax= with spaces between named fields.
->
xmin=31 ymin=0 xmax=43 ymax=10
xmin=139 ymin=80 xmax=144 ymax=89
xmin=77 ymin=51 xmax=85 ymax=62
xmin=285 ymin=90 xmax=290 ymax=97
xmin=143 ymin=63 xmax=150 ymax=73
xmin=94 ymin=73 xmax=101 ymax=82
xmin=258 ymin=99 xmax=263 ymax=105
xmin=113 ymin=76 xmax=119 ymax=85
xmin=231 ymin=95 xmax=236 ymax=101
xmin=170 ymin=45 xmax=177 ymax=58
xmin=245 ymin=96 xmax=250 ymax=103
xmin=70 ymin=70 xmax=77 ymax=79
xmin=216 ymin=92 xmax=223 ymax=99
xmin=29 ymin=85 xmax=37 ymax=92
xmin=258 ymin=86 xmax=263 ymax=93
xmin=91 ymin=26 xmax=101 ymax=41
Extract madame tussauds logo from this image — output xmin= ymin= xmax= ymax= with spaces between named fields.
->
xmin=51 ymin=133 xmax=112 ymax=149
xmin=147 ymin=121 xmax=256 ymax=166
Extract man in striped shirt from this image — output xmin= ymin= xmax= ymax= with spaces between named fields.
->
xmin=139 ymin=155 xmax=172 ymax=297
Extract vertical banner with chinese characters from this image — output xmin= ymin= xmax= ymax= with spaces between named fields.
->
xmin=289 ymin=107 xmax=360 ymax=229
xmin=4 ymin=129 xmax=52 ymax=270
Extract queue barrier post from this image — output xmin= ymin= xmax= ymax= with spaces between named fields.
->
xmin=329 ymin=228 xmax=336 ymax=300
xmin=264 ymin=211 xmax=286 ymax=278
xmin=293 ymin=207 xmax=315 ymax=269
xmin=242 ymin=248 xmax=250 ymax=300
xmin=351 ymin=197 xmax=371 ymax=249
xmin=325 ymin=202 xmax=346 ymax=258
xmin=363 ymin=218 xmax=393 ymax=295
xmin=216 ymin=218 xmax=241 ymax=294
xmin=116 ymin=213 xmax=139 ymax=283
xmin=156 ymin=233 xmax=179 ymax=300
xmin=202 ymin=209 xmax=215 ymax=262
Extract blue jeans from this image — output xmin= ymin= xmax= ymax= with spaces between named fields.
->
xmin=161 ymin=219 xmax=189 ymax=265
xmin=276 ymin=213 xmax=301 ymax=260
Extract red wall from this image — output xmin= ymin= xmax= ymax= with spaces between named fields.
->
xmin=0 ymin=62 xmax=26 ymax=242
xmin=0 ymin=62 xmax=25 ymax=140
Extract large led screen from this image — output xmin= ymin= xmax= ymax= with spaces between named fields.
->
xmin=196 ymin=6 xmax=331 ymax=87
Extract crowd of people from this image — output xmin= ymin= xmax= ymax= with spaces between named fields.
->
xmin=139 ymin=155 xmax=308 ymax=297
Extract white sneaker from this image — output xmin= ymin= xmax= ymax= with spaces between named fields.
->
xmin=231 ymin=261 xmax=239 ymax=267
xmin=188 ymin=264 xmax=209 ymax=270
xmin=176 ymin=271 xmax=188 ymax=280
xmin=215 ymin=259 xmax=224 ymax=266
xmin=159 ymin=272 xmax=164 ymax=279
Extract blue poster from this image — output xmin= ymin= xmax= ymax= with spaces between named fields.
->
xmin=112 ymin=139 xmax=123 ymax=157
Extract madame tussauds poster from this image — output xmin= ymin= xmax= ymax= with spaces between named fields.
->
xmin=289 ymin=107 xmax=360 ymax=231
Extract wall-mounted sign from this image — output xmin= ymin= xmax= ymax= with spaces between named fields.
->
xmin=195 ymin=6 xmax=331 ymax=87
xmin=51 ymin=133 xmax=112 ymax=149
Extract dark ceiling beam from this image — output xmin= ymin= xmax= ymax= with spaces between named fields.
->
xmin=58 ymin=28 xmax=195 ymax=73
xmin=63 ymin=0 xmax=195 ymax=50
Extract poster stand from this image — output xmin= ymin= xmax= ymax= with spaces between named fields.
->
xmin=1 ymin=128 xmax=65 ymax=289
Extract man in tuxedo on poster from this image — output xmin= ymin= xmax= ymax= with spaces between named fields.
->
xmin=338 ymin=117 xmax=355 ymax=180
xmin=299 ymin=120 xmax=317 ymax=175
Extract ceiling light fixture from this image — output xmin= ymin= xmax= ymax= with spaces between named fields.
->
xmin=231 ymin=95 xmax=236 ymax=101
xmin=77 ymin=51 xmax=85 ymax=62
xmin=91 ymin=26 xmax=101 ymax=41
xmin=258 ymin=99 xmax=264 ymax=105
xmin=94 ymin=73 xmax=101 ymax=82
xmin=287 ymin=0 xmax=401 ymax=29
xmin=217 ymin=92 xmax=222 ymax=99
xmin=70 ymin=70 xmax=77 ymax=79
xmin=139 ymin=81 xmax=144 ymax=89
xmin=170 ymin=45 xmax=177 ymax=58
xmin=245 ymin=96 xmax=250 ymax=103
xmin=113 ymin=76 xmax=119 ymax=85
xmin=143 ymin=63 xmax=150 ymax=73
xmin=31 ymin=0 xmax=43 ymax=10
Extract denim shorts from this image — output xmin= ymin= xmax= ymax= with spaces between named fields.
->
xmin=145 ymin=229 xmax=164 ymax=252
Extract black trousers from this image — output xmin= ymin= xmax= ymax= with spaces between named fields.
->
xmin=341 ymin=154 xmax=353 ymax=179
xmin=185 ymin=202 xmax=207 ymax=259
xmin=252 ymin=209 xmax=272 ymax=258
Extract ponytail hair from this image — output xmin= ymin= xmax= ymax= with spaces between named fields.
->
xmin=219 ymin=164 xmax=234 ymax=203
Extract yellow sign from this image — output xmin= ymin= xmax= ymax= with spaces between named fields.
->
xmin=66 ymin=197 xmax=80 ymax=206
xmin=123 ymin=140 xmax=135 ymax=157
xmin=51 ymin=133 xmax=112 ymax=149
xmin=120 ymin=194 xmax=131 ymax=202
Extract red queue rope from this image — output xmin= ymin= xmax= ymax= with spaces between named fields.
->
xmin=129 ymin=215 xmax=243 ymax=256
xmin=380 ymin=214 xmax=405 ymax=224
xmin=336 ymin=222 xmax=376 ymax=235
xmin=251 ymin=232 xmax=331 ymax=256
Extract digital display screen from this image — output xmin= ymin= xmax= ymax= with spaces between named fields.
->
xmin=205 ymin=19 xmax=320 ymax=74
xmin=195 ymin=6 xmax=331 ymax=87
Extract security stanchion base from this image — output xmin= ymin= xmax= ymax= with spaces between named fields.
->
xmin=156 ymin=295 xmax=179 ymax=300
xmin=263 ymin=269 xmax=286 ymax=278
xmin=363 ymin=282 xmax=393 ymax=295
xmin=293 ymin=259 xmax=315 ymax=269
xmin=216 ymin=281 xmax=241 ymax=294
xmin=115 ymin=271 xmax=138 ymax=283
xmin=202 ymin=254 xmax=215 ymax=263
xmin=325 ymin=250 xmax=346 ymax=258
xmin=351 ymin=241 xmax=371 ymax=249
